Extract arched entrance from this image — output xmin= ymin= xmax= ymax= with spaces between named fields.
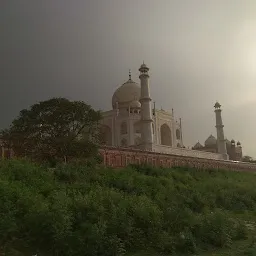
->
xmin=100 ymin=125 xmax=112 ymax=146
xmin=121 ymin=138 xmax=128 ymax=147
xmin=120 ymin=122 xmax=128 ymax=134
xmin=135 ymin=137 xmax=142 ymax=145
xmin=176 ymin=129 xmax=181 ymax=140
xmin=134 ymin=121 xmax=141 ymax=134
xmin=160 ymin=124 xmax=172 ymax=146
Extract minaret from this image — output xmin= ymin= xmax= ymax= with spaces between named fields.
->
xmin=153 ymin=101 xmax=156 ymax=116
xmin=139 ymin=62 xmax=153 ymax=151
xmin=179 ymin=118 xmax=184 ymax=146
xmin=214 ymin=102 xmax=229 ymax=159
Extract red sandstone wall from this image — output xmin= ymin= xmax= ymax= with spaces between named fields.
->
xmin=99 ymin=146 xmax=256 ymax=172
xmin=1 ymin=144 xmax=255 ymax=172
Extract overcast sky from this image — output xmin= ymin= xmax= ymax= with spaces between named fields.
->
xmin=2 ymin=0 xmax=256 ymax=157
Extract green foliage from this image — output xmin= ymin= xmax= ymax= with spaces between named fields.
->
xmin=244 ymin=245 xmax=256 ymax=256
xmin=0 ymin=98 xmax=102 ymax=165
xmin=242 ymin=155 xmax=256 ymax=163
xmin=0 ymin=160 xmax=255 ymax=255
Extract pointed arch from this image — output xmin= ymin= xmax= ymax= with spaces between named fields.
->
xmin=160 ymin=124 xmax=172 ymax=146
xmin=176 ymin=129 xmax=181 ymax=140
xmin=134 ymin=121 xmax=141 ymax=134
xmin=135 ymin=137 xmax=142 ymax=145
xmin=121 ymin=138 xmax=128 ymax=147
xmin=120 ymin=122 xmax=127 ymax=135
xmin=99 ymin=125 xmax=112 ymax=146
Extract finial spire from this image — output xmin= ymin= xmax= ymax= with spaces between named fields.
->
xmin=214 ymin=101 xmax=221 ymax=109
xmin=129 ymin=69 xmax=131 ymax=80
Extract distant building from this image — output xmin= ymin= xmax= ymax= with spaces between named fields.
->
xmin=99 ymin=63 xmax=238 ymax=161
xmin=100 ymin=68 xmax=184 ymax=149
xmin=0 ymin=63 xmax=244 ymax=162
xmin=192 ymin=136 xmax=243 ymax=161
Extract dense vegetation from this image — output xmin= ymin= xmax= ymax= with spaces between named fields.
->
xmin=243 ymin=155 xmax=256 ymax=164
xmin=0 ymin=160 xmax=256 ymax=255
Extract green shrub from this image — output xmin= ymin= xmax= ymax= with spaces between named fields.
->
xmin=244 ymin=245 xmax=256 ymax=256
xmin=0 ymin=159 xmax=255 ymax=255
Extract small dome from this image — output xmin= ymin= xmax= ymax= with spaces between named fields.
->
xmin=237 ymin=141 xmax=241 ymax=146
xmin=205 ymin=135 xmax=217 ymax=147
xmin=130 ymin=100 xmax=141 ymax=108
xmin=231 ymin=139 xmax=235 ymax=144
xmin=112 ymin=78 xmax=140 ymax=109
xmin=214 ymin=101 xmax=221 ymax=108
xmin=226 ymin=139 xmax=231 ymax=145
xmin=193 ymin=142 xmax=203 ymax=149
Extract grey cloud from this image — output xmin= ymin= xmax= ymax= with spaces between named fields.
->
xmin=1 ymin=0 xmax=256 ymax=156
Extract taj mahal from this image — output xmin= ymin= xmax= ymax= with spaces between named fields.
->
xmin=99 ymin=63 xmax=242 ymax=162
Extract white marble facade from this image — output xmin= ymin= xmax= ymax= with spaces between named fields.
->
xmin=100 ymin=68 xmax=183 ymax=149
xmin=101 ymin=108 xmax=184 ymax=148
xmin=99 ymin=64 xmax=228 ymax=161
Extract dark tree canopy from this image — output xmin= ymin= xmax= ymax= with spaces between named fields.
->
xmin=242 ymin=155 xmax=256 ymax=163
xmin=0 ymin=98 xmax=102 ymax=163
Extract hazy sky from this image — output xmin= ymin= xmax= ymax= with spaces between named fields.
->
xmin=2 ymin=0 xmax=256 ymax=157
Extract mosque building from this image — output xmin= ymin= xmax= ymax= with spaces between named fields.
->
xmin=192 ymin=136 xmax=243 ymax=161
xmin=99 ymin=63 xmax=242 ymax=161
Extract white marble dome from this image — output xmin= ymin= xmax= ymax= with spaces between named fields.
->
xmin=130 ymin=100 xmax=141 ymax=108
xmin=112 ymin=78 xmax=140 ymax=109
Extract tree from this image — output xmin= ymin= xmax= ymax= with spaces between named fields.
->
xmin=0 ymin=98 xmax=102 ymax=164
xmin=242 ymin=155 xmax=255 ymax=163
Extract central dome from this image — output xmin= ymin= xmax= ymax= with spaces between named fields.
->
xmin=112 ymin=78 xmax=141 ymax=109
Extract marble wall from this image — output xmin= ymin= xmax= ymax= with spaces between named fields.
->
xmin=153 ymin=144 xmax=225 ymax=160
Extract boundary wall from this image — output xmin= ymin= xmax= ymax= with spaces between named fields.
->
xmin=99 ymin=146 xmax=256 ymax=172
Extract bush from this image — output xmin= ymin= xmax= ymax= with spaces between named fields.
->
xmin=0 ymin=160 xmax=255 ymax=255
xmin=244 ymin=245 xmax=256 ymax=256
